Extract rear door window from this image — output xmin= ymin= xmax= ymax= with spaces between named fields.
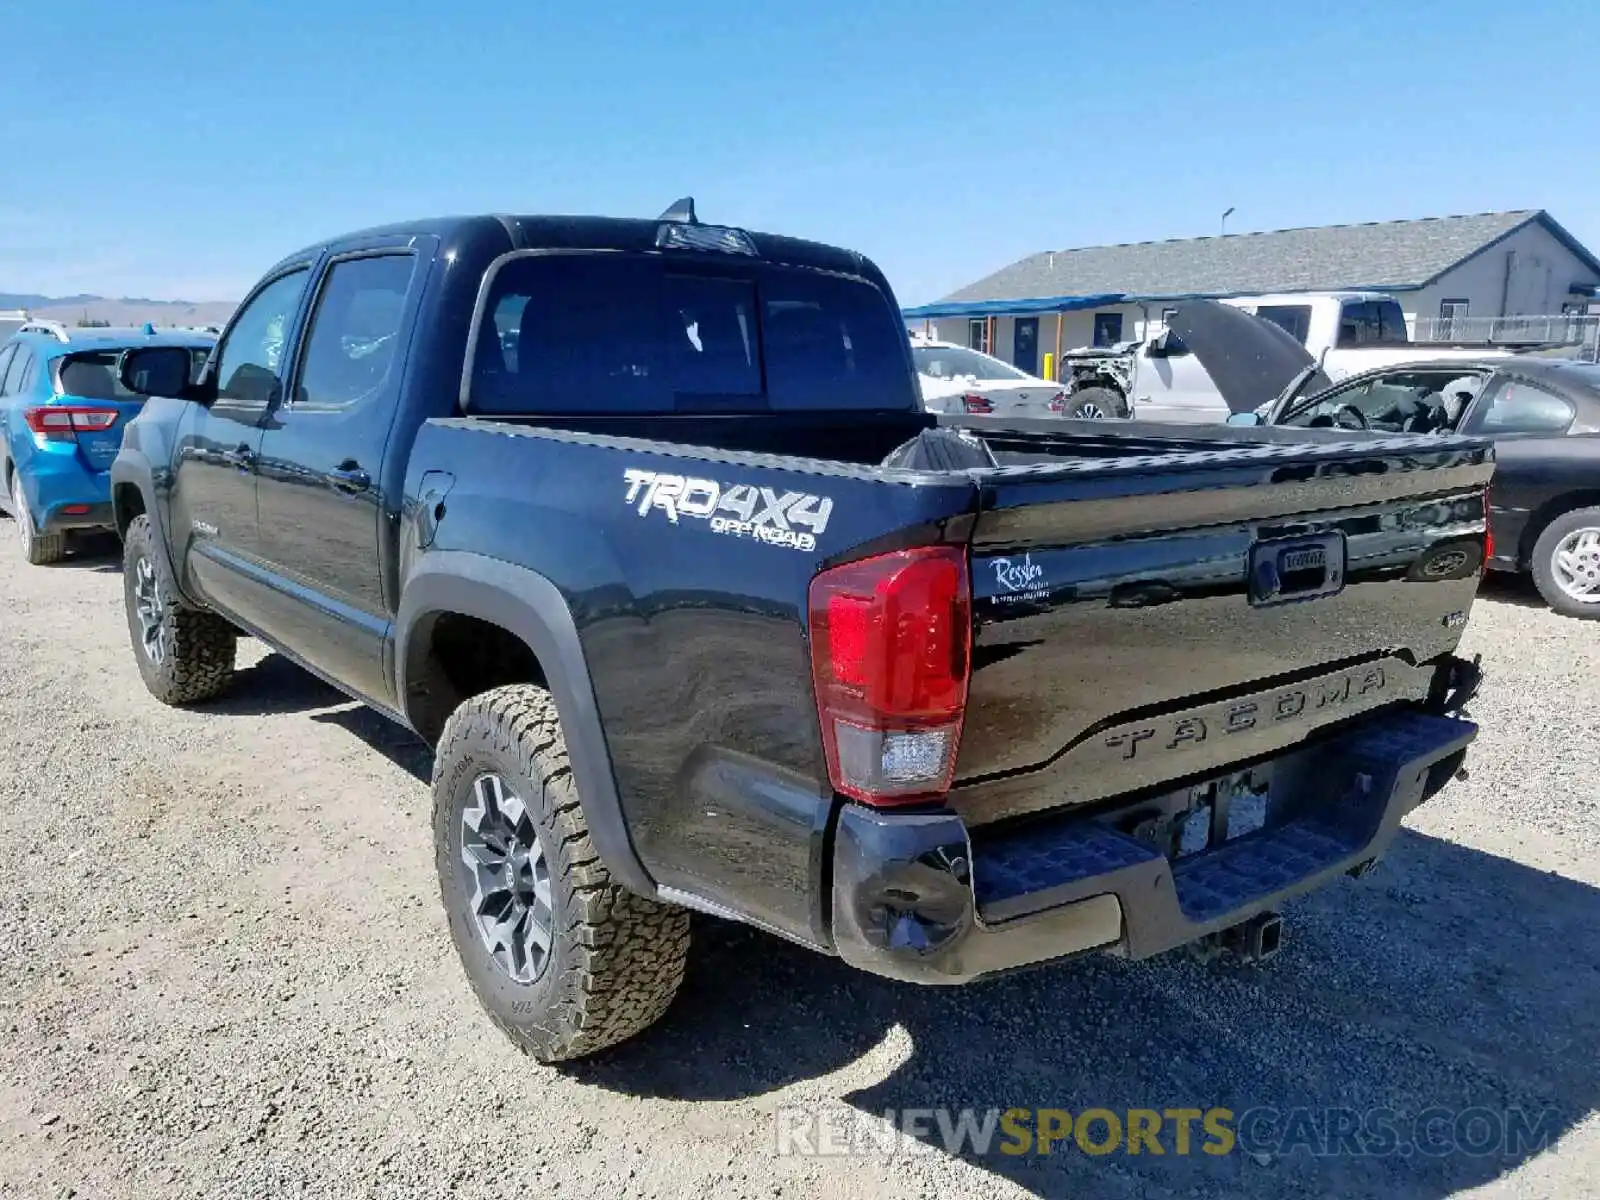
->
xmin=1 ymin=347 xmax=33 ymax=395
xmin=292 ymin=254 xmax=416 ymax=411
xmin=1255 ymin=305 xmax=1313 ymax=345
xmin=1336 ymin=300 xmax=1409 ymax=348
xmin=469 ymin=253 xmax=915 ymax=415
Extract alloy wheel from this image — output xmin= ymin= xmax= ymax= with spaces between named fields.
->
xmin=1551 ymin=527 xmax=1600 ymax=604
xmin=460 ymin=772 xmax=554 ymax=984
xmin=132 ymin=555 xmax=169 ymax=665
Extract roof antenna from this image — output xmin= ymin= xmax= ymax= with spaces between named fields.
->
xmin=658 ymin=196 xmax=697 ymax=224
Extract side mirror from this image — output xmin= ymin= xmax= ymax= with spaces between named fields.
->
xmin=1225 ymin=411 xmax=1264 ymax=427
xmin=119 ymin=346 xmax=197 ymax=399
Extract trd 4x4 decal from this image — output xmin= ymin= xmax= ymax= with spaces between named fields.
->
xmin=622 ymin=468 xmax=833 ymax=553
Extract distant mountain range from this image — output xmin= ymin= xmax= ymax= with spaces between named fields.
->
xmin=0 ymin=292 xmax=237 ymax=328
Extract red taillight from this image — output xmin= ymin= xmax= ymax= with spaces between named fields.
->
xmin=808 ymin=546 xmax=972 ymax=806
xmin=1483 ymin=486 xmax=1494 ymax=563
xmin=961 ymin=393 xmax=993 ymax=415
xmin=23 ymin=406 xmax=119 ymax=441
xmin=1048 ymin=392 xmax=1066 ymax=412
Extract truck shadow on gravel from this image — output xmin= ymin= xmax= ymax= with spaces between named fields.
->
xmin=309 ymin=704 xmax=434 ymax=780
xmin=575 ymin=830 xmax=1599 ymax=1198
xmin=200 ymin=655 xmax=433 ymax=778
xmin=1475 ymin=573 xmax=1550 ymax=611
xmin=205 ymin=653 xmax=347 ymax=717
xmin=199 ymin=653 xmax=428 ymax=777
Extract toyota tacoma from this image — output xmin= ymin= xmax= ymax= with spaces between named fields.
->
xmin=109 ymin=201 xmax=1491 ymax=1061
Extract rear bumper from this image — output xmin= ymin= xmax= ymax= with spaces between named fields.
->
xmin=830 ymin=706 xmax=1476 ymax=984
xmin=38 ymin=499 xmax=114 ymax=533
xmin=11 ymin=442 xmax=115 ymax=532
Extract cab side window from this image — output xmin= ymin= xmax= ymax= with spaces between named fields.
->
xmin=214 ymin=269 xmax=311 ymax=406
xmin=292 ymin=255 xmax=416 ymax=411
xmin=0 ymin=346 xmax=16 ymax=394
xmin=1465 ymin=379 xmax=1575 ymax=435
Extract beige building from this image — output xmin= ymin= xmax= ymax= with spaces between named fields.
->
xmin=905 ymin=210 xmax=1600 ymax=378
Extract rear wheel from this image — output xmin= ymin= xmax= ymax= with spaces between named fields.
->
xmin=1531 ymin=507 xmax=1600 ymax=619
xmin=1067 ymin=386 xmax=1129 ymax=419
xmin=10 ymin=471 xmax=66 ymax=566
xmin=122 ymin=514 xmax=237 ymax=702
xmin=433 ymin=684 xmax=690 ymax=1062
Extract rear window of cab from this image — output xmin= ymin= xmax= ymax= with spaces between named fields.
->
xmin=466 ymin=253 xmax=916 ymax=415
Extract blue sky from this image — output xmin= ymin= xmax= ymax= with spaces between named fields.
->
xmin=1 ymin=0 xmax=1595 ymax=304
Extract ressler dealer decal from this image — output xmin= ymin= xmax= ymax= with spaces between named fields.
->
xmin=991 ymin=553 xmax=1048 ymax=603
xmin=623 ymin=469 xmax=833 ymax=552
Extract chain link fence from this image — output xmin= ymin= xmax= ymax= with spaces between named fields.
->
xmin=1411 ymin=314 xmax=1600 ymax=362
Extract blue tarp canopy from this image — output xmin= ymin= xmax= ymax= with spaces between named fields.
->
xmin=900 ymin=292 xmax=1127 ymax=320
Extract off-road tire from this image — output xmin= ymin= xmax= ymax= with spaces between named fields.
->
xmin=1530 ymin=505 xmax=1600 ymax=620
xmin=122 ymin=514 xmax=237 ymax=703
xmin=432 ymin=684 xmax=690 ymax=1062
xmin=10 ymin=470 xmax=66 ymax=565
xmin=1067 ymin=386 xmax=1129 ymax=419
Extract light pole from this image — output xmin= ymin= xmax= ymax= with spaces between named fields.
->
xmin=1221 ymin=207 xmax=1235 ymax=236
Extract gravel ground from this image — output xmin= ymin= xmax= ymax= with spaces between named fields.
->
xmin=0 ymin=545 xmax=1596 ymax=1200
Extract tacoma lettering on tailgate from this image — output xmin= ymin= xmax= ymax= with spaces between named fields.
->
xmin=1105 ymin=665 xmax=1389 ymax=761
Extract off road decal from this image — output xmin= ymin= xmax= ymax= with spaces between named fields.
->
xmin=622 ymin=469 xmax=833 ymax=553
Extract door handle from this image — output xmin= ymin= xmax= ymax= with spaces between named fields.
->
xmin=327 ymin=463 xmax=371 ymax=495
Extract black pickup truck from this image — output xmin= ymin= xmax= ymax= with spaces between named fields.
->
xmin=110 ymin=202 xmax=1491 ymax=1062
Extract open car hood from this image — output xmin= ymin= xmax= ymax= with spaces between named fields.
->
xmin=1164 ymin=300 xmax=1334 ymax=414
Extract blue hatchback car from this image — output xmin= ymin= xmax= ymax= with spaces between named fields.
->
xmin=0 ymin=321 xmax=214 ymax=563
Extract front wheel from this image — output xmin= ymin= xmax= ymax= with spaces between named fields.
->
xmin=122 ymin=515 xmax=238 ymax=703
xmin=1531 ymin=507 xmax=1600 ymax=619
xmin=1066 ymin=386 xmax=1129 ymax=419
xmin=433 ymin=684 xmax=690 ymax=1062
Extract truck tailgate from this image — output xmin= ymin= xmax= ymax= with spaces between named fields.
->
xmin=951 ymin=433 xmax=1493 ymax=827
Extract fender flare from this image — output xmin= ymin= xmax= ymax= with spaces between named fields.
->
xmin=395 ymin=551 xmax=656 ymax=898
xmin=109 ymin=452 xmax=187 ymax=600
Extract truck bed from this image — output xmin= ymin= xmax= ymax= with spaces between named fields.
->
xmin=417 ymin=411 xmax=1491 ymax=849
